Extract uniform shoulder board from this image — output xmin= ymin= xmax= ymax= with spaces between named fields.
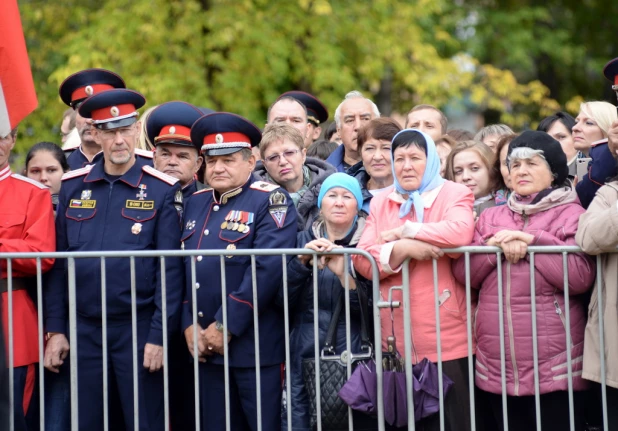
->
xmin=11 ymin=174 xmax=48 ymax=189
xmin=61 ymin=165 xmax=93 ymax=181
xmin=135 ymin=148 xmax=154 ymax=159
xmin=193 ymin=187 xmax=213 ymax=196
xmin=62 ymin=141 xmax=80 ymax=152
xmin=142 ymin=165 xmax=179 ymax=185
xmin=250 ymin=181 xmax=279 ymax=192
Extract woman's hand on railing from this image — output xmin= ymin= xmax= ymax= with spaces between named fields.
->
xmin=390 ymin=239 xmax=444 ymax=268
xmin=492 ymin=230 xmax=534 ymax=245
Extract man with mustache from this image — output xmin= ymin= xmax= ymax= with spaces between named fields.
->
xmin=44 ymin=88 xmax=184 ymax=430
xmin=148 ymin=101 xmax=206 ymax=200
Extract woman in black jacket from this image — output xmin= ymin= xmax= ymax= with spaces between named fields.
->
xmin=282 ymin=173 xmax=372 ymax=431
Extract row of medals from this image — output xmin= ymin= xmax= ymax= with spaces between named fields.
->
xmin=221 ymin=220 xmax=250 ymax=233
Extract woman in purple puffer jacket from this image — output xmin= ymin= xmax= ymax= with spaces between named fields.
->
xmin=453 ymin=131 xmax=596 ymax=430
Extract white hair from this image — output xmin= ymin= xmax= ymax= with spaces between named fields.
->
xmin=334 ymin=90 xmax=380 ymax=128
xmin=508 ymin=147 xmax=550 ymax=171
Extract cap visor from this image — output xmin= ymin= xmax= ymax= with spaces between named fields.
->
xmin=95 ymin=117 xmax=137 ymax=130
xmin=204 ymin=147 xmax=246 ymax=157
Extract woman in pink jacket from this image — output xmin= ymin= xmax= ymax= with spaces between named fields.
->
xmin=453 ymin=131 xmax=596 ymax=430
xmin=353 ymin=129 xmax=476 ymax=431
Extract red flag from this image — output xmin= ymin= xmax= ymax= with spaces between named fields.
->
xmin=0 ymin=0 xmax=38 ymax=137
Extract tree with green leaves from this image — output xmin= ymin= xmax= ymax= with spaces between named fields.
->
xmin=17 ymin=0 xmax=602 ymax=161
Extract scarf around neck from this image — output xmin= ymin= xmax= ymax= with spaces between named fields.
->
xmin=391 ymin=129 xmax=445 ymax=222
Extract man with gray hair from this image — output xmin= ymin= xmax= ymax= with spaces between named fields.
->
xmin=326 ymin=90 xmax=380 ymax=172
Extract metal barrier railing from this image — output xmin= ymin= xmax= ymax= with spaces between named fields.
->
xmin=0 ymin=246 xmax=612 ymax=431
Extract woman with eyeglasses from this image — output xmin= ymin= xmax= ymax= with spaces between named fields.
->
xmin=254 ymin=123 xmax=336 ymax=231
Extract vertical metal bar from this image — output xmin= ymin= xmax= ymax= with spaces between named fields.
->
xmin=312 ymin=254 xmax=322 ymax=431
xmin=433 ymin=259 xmax=445 ymax=431
xmin=282 ymin=255 xmax=292 ymax=431
xmin=401 ymin=259 xmax=415 ymax=430
xmin=529 ymin=253 xmax=541 ymax=431
xmin=219 ymin=256 xmax=231 ymax=431
xmin=130 ymin=257 xmax=139 ymax=431
xmin=36 ymin=258 xmax=45 ymax=431
xmin=7 ymin=260 xmax=14 ymax=431
xmin=596 ymin=255 xmax=608 ymax=431
xmin=160 ymin=257 xmax=170 ymax=429
xmin=250 ymin=255 xmax=262 ymax=431
xmin=464 ymin=252 xmax=476 ymax=431
xmin=101 ymin=258 xmax=109 ymax=431
xmin=372 ymin=255 xmax=385 ymax=431
xmin=343 ymin=253 xmax=354 ymax=431
xmin=562 ymin=253 xmax=575 ymax=431
xmin=191 ymin=257 xmax=200 ymax=430
xmin=496 ymin=254 xmax=508 ymax=431
xmin=66 ymin=257 xmax=79 ymax=431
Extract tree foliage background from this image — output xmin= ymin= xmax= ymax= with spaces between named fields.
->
xmin=15 ymin=0 xmax=618 ymax=156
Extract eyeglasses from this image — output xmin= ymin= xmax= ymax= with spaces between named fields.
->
xmin=264 ymin=149 xmax=300 ymax=164
xmin=98 ymin=126 xmax=136 ymax=140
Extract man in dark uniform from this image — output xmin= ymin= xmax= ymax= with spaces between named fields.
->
xmin=182 ymin=112 xmax=297 ymax=430
xmin=279 ymin=91 xmax=329 ymax=148
xmin=146 ymin=100 xmax=203 ymax=429
xmin=147 ymin=101 xmax=206 ymax=200
xmin=44 ymin=88 xmax=184 ymax=430
xmin=59 ymin=68 xmax=154 ymax=170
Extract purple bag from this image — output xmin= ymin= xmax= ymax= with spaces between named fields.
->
xmin=339 ymin=357 xmax=453 ymax=427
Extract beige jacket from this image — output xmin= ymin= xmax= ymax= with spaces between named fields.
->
xmin=576 ymin=181 xmax=618 ymax=388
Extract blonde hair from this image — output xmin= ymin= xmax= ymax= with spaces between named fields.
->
xmin=136 ymin=105 xmax=158 ymax=151
xmin=444 ymin=140 xmax=500 ymax=192
xmin=259 ymin=123 xmax=305 ymax=158
xmin=580 ymin=101 xmax=617 ymax=136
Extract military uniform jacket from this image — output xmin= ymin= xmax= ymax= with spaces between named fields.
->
xmin=0 ymin=165 xmax=56 ymax=366
xmin=66 ymin=147 xmax=154 ymax=171
xmin=45 ymin=159 xmax=184 ymax=346
xmin=181 ymin=175 xmax=297 ymax=367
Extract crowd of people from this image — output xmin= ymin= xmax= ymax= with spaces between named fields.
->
xmin=1 ymin=63 xmax=618 ymax=431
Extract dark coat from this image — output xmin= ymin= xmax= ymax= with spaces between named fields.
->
xmin=347 ymin=162 xmax=375 ymax=216
xmin=254 ymin=157 xmax=336 ymax=231
xmin=576 ymin=139 xmax=618 ymax=209
xmin=282 ymin=218 xmax=372 ymax=430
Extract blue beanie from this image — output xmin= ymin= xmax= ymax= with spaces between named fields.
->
xmin=317 ymin=173 xmax=363 ymax=211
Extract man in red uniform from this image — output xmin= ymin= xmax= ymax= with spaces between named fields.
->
xmin=0 ymin=126 xmax=56 ymax=429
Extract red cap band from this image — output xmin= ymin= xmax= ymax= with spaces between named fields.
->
xmin=614 ymin=75 xmax=618 ymax=86
xmin=155 ymin=125 xmax=192 ymax=142
xmin=91 ymin=103 xmax=136 ymax=122
xmin=71 ymin=83 xmax=115 ymax=103
xmin=202 ymin=132 xmax=251 ymax=145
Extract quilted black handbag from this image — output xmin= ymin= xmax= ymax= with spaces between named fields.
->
xmin=302 ymin=288 xmax=372 ymax=430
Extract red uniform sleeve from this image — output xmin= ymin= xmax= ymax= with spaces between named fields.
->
xmin=0 ymin=184 xmax=55 ymax=276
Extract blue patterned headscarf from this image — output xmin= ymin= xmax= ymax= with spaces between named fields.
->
xmin=391 ymin=129 xmax=445 ymax=222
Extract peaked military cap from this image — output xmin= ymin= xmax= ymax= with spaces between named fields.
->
xmin=191 ymin=112 xmax=262 ymax=157
xmin=59 ymin=68 xmax=125 ymax=109
xmin=146 ymin=101 xmax=203 ymax=151
xmin=279 ymin=91 xmax=328 ymax=126
xmin=78 ymin=88 xmax=146 ymax=130
xmin=603 ymin=57 xmax=618 ymax=89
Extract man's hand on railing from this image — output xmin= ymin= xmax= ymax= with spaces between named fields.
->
xmin=44 ymin=333 xmax=70 ymax=373
xmin=143 ymin=343 xmax=164 ymax=372
xmin=184 ymin=324 xmax=209 ymax=363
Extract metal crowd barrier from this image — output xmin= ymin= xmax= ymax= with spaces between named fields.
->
xmin=0 ymin=246 xmax=612 ymax=431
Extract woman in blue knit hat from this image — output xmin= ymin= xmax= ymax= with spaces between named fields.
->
xmin=282 ymin=172 xmax=374 ymax=430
